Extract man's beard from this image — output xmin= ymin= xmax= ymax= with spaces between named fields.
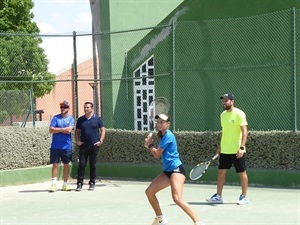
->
xmin=223 ymin=105 xmax=231 ymax=110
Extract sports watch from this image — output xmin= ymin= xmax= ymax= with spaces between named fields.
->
xmin=240 ymin=146 xmax=246 ymax=153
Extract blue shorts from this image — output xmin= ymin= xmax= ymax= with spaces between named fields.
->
xmin=50 ymin=149 xmax=72 ymax=164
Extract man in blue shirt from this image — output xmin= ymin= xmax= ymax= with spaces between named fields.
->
xmin=49 ymin=101 xmax=74 ymax=192
xmin=75 ymin=102 xmax=106 ymax=191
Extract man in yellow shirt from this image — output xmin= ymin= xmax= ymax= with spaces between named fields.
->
xmin=207 ymin=93 xmax=249 ymax=205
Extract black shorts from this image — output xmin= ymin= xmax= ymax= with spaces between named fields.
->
xmin=164 ymin=164 xmax=186 ymax=178
xmin=219 ymin=153 xmax=246 ymax=173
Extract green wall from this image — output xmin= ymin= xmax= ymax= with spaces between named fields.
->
xmin=178 ymin=0 xmax=300 ymax=20
xmin=1 ymin=164 xmax=299 ymax=188
xmin=114 ymin=0 xmax=300 ymax=131
xmin=93 ymin=0 xmax=183 ymax=127
xmin=92 ymin=0 xmax=300 ymax=130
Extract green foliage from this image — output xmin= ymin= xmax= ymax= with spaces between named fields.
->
xmin=0 ymin=35 xmax=56 ymax=97
xmin=0 ymin=0 xmax=37 ymax=33
xmin=0 ymin=0 xmax=56 ymax=123
xmin=0 ymin=110 xmax=9 ymax=124
xmin=0 ymin=89 xmax=30 ymax=123
xmin=1 ymin=128 xmax=299 ymax=171
xmin=0 ymin=127 xmax=51 ymax=170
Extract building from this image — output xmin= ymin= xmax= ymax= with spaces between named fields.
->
xmin=36 ymin=57 xmax=98 ymax=124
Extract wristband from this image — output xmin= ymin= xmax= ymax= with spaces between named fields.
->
xmin=148 ymin=143 xmax=155 ymax=149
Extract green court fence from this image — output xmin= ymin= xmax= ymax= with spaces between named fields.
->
xmin=0 ymin=9 xmax=299 ymax=131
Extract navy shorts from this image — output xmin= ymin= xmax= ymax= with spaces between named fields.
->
xmin=219 ymin=153 xmax=246 ymax=173
xmin=50 ymin=149 xmax=72 ymax=164
xmin=164 ymin=164 xmax=186 ymax=178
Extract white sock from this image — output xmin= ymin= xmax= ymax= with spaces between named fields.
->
xmin=63 ymin=181 xmax=67 ymax=185
xmin=51 ymin=177 xmax=57 ymax=185
xmin=157 ymin=215 xmax=164 ymax=219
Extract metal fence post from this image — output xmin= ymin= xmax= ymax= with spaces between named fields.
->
xmin=92 ymin=24 xmax=99 ymax=115
xmin=172 ymin=20 xmax=176 ymax=131
xmin=73 ymin=31 xmax=79 ymax=119
xmin=293 ymin=8 xmax=297 ymax=131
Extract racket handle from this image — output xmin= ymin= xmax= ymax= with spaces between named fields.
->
xmin=212 ymin=154 xmax=219 ymax=160
xmin=148 ymin=132 xmax=153 ymax=138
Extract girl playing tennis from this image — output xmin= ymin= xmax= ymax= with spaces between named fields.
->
xmin=144 ymin=113 xmax=205 ymax=225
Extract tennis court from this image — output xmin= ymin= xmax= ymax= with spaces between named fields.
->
xmin=0 ymin=179 xmax=299 ymax=225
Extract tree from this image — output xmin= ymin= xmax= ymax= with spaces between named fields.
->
xmin=0 ymin=0 xmax=56 ymax=123
xmin=0 ymin=35 xmax=55 ymax=97
xmin=0 ymin=0 xmax=55 ymax=95
xmin=0 ymin=89 xmax=30 ymax=124
xmin=0 ymin=0 xmax=38 ymax=33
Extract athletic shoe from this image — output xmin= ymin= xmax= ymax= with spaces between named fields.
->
xmin=206 ymin=193 xmax=223 ymax=203
xmin=62 ymin=184 xmax=71 ymax=191
xmin=237 ymin=194 xmax=249 ymax=205
xmin=88 ymin=183 xmax=95 ymax=191
xmin=48 ymin=184 xmax=57 ymax=193
xmin=76 ymin=183 xmax=82 ymax=191
xmin=151 ymin=216 xmax=168 ymax=225
xmin=194 ymin=222 xmax=206 ymax=225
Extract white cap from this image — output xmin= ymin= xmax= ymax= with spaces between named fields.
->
xmin=155 ymin=114 xmax=169 ymax=121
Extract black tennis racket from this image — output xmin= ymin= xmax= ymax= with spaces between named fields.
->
xmin=148 ymin=97 xmax=170 ymax=137
xmin=189 ymin=154 xmax=219 ymax=180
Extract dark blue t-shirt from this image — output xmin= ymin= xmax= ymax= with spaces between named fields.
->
xmin=50 ymin=114 xmax=74 ymax=150
xmin=76 ymin=114 xmax=104 ymax=147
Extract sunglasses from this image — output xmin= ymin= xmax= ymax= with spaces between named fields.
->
xmin=60 ymin=106 xmax=69 ymax=109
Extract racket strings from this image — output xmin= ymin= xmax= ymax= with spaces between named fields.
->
xmin=155 ymin=102 xmax=169 ymax=115
xmin=190 ymin=163 xmax=208 ymax=180
xmin=148 ymin=97 xmax=170 ymax=132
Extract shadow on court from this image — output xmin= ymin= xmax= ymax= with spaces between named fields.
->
xmin=1 ymin=180 xmax=299 ymax=225
xmin=17 ymin=182 xmax=121 ymax=193
xmin=186 ymin=202 xmax=237 ymax=205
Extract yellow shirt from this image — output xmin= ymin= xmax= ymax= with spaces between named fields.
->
xmin=220 ymin=108 xmax=248 ymax=154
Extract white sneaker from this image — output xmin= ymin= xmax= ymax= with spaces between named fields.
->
xmin=237 ymin=194 xmax=249 ymax=205
xmin=206 ymin=193 xmax=223 ymax=203
xmin=194 ymin=222 xmax=206 ymax=225
xmin=48 ymin=184 xmax=57 ymax=192
xmin=62 ymin=184 xmax=71 ymax=191
xmin=151 ymin=216 xmax=168 ymax=225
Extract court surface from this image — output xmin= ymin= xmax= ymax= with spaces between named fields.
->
xmin=0 ymin=179 xmax=299 ymax=225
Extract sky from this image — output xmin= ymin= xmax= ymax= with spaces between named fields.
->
xmin=31 ymin=0 xmax=93 ymax=74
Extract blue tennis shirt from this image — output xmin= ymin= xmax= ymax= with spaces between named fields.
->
xmin=159 ymin=130 xmax=182 ymax=172
xmin=50 ymin=114 xmax=74 ymax=150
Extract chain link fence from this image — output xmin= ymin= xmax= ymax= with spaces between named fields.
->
xmin=0 ymin=9 xmax=299 ymax=131
xmin=173 ymin=9 xmax=299 ymax=131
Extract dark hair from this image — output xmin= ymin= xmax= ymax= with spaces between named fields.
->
xmin=157 ymin=131 xmax=163 ymax=139
xmin=84 ymin=102 xmax=94 ymax=108
xmin=156 ymin=114 xmax=171 ymax=139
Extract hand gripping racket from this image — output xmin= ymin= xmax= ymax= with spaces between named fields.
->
xmin=189 ymin=154 xmax=219 ymax=180
xmin=148 ymin=97 xmax=170 ymax=137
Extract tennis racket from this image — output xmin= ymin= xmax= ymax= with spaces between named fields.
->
xmin=148 ymin=96 xmax=170 ymax=137
xmin=189 ymin=154 xmax=219 ymax=180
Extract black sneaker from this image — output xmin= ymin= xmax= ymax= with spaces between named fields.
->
xmin=76 ymin=183 xmax=82 ymax=191
xmin=88 ymin=183 xmax=95 ymax=191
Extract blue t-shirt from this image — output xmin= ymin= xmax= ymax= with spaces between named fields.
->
xmin=76 ymin=114 xmax=104 ymax=147
xmin=159 ymin=130 xmax=182 ymax=172
xmin=50 ymin=114 xmax=74 ymax=150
